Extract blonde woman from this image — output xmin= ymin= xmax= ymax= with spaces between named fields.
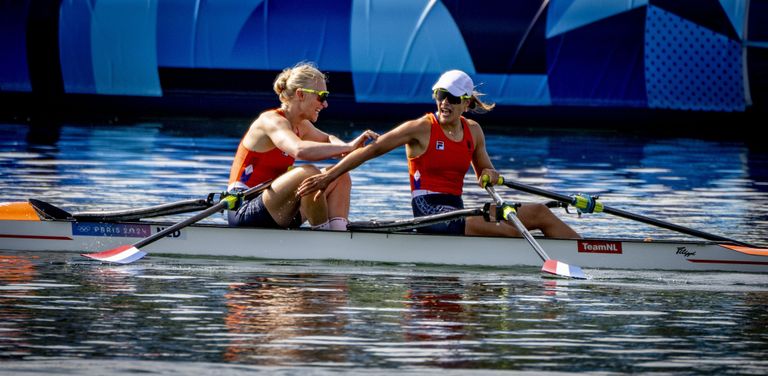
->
xmin=298 ymin=70 xmax=579 ymax=238
xmin=227 ymin=62 xmax=378 ymax=230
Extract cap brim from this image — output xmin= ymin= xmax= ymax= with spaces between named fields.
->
xmin=432 ymin=82 xmax=465 ymax=97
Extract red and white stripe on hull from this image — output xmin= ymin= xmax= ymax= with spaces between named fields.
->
xmin=1 ymin=215 xmax=767 ymax=273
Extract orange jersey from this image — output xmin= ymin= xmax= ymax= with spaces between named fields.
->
xmin=228 ymin=109 xmax=295 ymax=190
xmin=408 ymin=113 xmax=475 ymax=195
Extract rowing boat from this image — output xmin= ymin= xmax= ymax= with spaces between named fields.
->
xmin=1 ymin=200 xmax=766 ymax=273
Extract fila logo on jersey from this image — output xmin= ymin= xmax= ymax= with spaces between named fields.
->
xmin=436 ymin=141 xmax=445 ymax=150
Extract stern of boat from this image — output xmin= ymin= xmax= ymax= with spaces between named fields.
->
xmin=0 ymin=201 xmax=42 ymax=221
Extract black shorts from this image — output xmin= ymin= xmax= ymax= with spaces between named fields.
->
xmin=227 ymin=193 xmax=303 ymax=229
xmin=411 ymin=193 xmax=465 ymax=235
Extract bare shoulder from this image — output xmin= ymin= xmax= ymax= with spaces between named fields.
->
xmin=464 ymin=117 xmax=482 ymax=130
xmin=464 ymin=117 xmax=485 ymax=138
xmin=254 ymin=110 xmax=290 ymax=132
xmin=394 ymin=114 xmax=434 ymax=156
xmin=398 ymin=114 xmax=432 ymax=133
xmin=242 ymin=111 xmax=292 ymax=150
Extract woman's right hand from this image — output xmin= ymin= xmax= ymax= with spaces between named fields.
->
xmin=297 ymin=173 xmax=330 ymax=198
xmin=348 ymin=129 xmax=379 ymax=150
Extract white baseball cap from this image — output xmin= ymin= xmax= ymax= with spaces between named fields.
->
xmin=432 ymin=70 xmax=474 ymax=97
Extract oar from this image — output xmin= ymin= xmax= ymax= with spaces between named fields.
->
xmin=348 ymin=206 xmax=489 ymax=232
xmin=73 ymin=198 xmax=212 ymax=222
xmin=502 ymin=179 xmax=759 ymax=248
xmin=81 ymin=180 xmax=273 ymax=264
xmin=485 ymin=184 xmax=586 ymax=279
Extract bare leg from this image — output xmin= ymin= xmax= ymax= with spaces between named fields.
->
xmin=322 ymin=170 xmax=351 ymax=220
xmin=262 ymin=165 xmax=328 ymax=227
xmin=466 ymin=203 xmax=580 ymax=239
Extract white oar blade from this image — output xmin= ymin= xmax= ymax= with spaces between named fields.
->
xmin=81 ymin=245 xmax=147 ymax=264
xmin=542 ymin=260 xmax=586 ymax=279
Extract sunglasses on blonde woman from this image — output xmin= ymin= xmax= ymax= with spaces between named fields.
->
xmin=298 ymin=88 xmax=330 ymax=103
xmin=433 ymin=89 xmax=470 ymax=104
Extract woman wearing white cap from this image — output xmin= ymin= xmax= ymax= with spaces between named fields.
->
xmin=298 ymin=70 xmax=579 ymax=238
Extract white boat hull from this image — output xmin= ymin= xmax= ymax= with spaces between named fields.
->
xmin=1 ymin=218 xmax=767 ymax=273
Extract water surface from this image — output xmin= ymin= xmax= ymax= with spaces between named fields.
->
xmin=1 ymin=252 xmax=767 ymax=374
xmin=1 ymin=120 xmax=767 ymax=374
xmin=1 ymin=121 xmax=767 ymax=243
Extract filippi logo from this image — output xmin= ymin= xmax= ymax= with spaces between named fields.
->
xmin=676 ymin=247 xmax=695 ymax=257
xmin=578 ymin=240 xmax=622 ymax=254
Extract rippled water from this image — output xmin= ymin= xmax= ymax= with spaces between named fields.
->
xmin=1 ymin=252 xmax=767 ymax=374
xmin=1 ymin=120 xmax=768 ymax=374
xmin=2 ymin=121 xmax=767 ymax=243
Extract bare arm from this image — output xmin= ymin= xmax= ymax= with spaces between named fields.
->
xmin=297 ymin=118 xmax=428 ymax=196
xmin=301 ymin=121 xmax=380 ymax=155
xmin=265 ymin=119 xmax=353 ymax=161
xmin=468 ymin=121 xmax=501 ymax=186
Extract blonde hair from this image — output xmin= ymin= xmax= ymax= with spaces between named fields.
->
xmin=273 ymin=62 xmax=326 ymax=103
xmin=468 ymin=90 xmax=495 ymax=114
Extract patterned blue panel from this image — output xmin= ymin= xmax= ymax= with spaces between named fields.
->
xmin=350 ymin=0 xmax=475 ymax=103
xmin=192 ymin=0 xmax=266 ymax=69
xmin=0 ymin=0 xmax=32 ymax=92
xmin=747 ymin=0 xmax=768 ymax=43
xmin=719 ymin=0 xmax=747 ymax=39
xmin=645 ymin=5 xmax=745 ymax=111
xmin=547 ymin=8 xmax=647 ymax=107
xmin=547 ymin=0 xmax=647 ymax=38
xmin=650 ymin=0 xmax=739 ymax=40
xmin=746 ymin=0 xmax=767 ymax=109
xmin=156 ymin=0 xmax=200 ymax=67
xmin=475 ymin=74 xmax=551 ymax=106
xmin=156 ymin=0 xmax=350 ymax=71
xmin=442 ymin=0 xmax=548 ymax=74
xmin=231 ymin=0 xmax=352 ymax=71
xmin=59 ymin=0 xmax=96 ymax=94
xmin=163 ymin=0 xmax=263 ymax=68
xmin=90 ymin=0 xmax=161 ymax=96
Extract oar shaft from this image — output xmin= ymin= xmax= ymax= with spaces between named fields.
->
xmin=486 ymin=186 xmax=551 ymax=262
xmin=74 ymin=199 xmax=211 ymax=222
xmin=348 ymin=207 xmax=485 ymax=232
xmin=506 ymin=212 xmax=550 ymax=262
xmin=503 ymin=180 xmax=756 ymax=248
xmin=503 ymin=180 xmax=571 ymax=202
xmin=134 ymin=180 xmax=272 ymax=249
xmin=485 ymin=183 xmax=586 ymax=279
xmin=600 ymin=206 xmax=750 ymax=246
xmin=134 ymin=200 xmax=228 ymax=248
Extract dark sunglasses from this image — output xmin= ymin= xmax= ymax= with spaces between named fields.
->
xmin=298 ymin=88 xmax=329 ymax=103
xmin=433 ymin=88 xmax=470 ymax=104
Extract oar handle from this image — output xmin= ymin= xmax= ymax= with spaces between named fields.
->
xmin=502 ymin=179 xmax=757 ymax=248
xmin=133 ymin=179 xmax=273 ymax=249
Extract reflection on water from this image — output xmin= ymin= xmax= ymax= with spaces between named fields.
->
xmin=0 ymin=252 xmax=767 ymax=373
xmin=2 ymin=121 xmax=768 ymax=372
xmin=222 ymin=274 xmax=349 ymax=364
xmin=1 ymin=121 xmax=767 ymax=244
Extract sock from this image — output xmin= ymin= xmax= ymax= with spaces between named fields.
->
xmin=311 ymin=220 xmax=331 ymax=230
xmin=329 ymin=217 xmax=349 ymax=231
